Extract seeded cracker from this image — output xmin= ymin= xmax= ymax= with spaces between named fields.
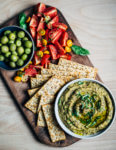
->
xmin=30 ymin=75 xmax=51 ymax=88
xmin=42 ymin=104 xmax=66 ymax=142
xmin=41 ymin=68 xmax=77 ymax=77
xmin=28 ymin=88 xmax=39 ymax=97
xmin=25 ymin=76 xmax=65 ymax=113
xmin=37 ymin=110 xmax=46 ymax=127
xmin=58 ymin=58 xmax=97 ymax=79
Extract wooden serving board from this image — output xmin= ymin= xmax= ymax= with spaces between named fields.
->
xmin=0 ymin=5 xmax=102 ymax=147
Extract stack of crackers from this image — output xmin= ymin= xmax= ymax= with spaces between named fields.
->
xmin=24 ymin=58 xmax=97 ymax=142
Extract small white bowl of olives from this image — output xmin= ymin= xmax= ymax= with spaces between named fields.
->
xmin=0 ymin=25 xmax=34 ymax=71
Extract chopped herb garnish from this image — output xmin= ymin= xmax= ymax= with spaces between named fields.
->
xmin=78 ymin=81 xmax=84 ymax=85
xmin=58 ymin=98 xmax=61 ymax=105
xmin=81 ymin=94 xmax=90 ymax=101
xmin=72 ymin=107 xmax=79 ymax=117
xmin=90 ymin=116 xmax=101 ymax=127
xmin=96 ymin=100 xmax=101 ymax=110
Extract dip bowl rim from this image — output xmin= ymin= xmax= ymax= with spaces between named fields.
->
xmin=54 ymin=78 xmax=116 ymax=139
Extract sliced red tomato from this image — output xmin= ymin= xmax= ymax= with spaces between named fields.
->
xmin=48 ymin=44 xmax=58 ymax=60
xmin=45 ymin=29 xmax=49 ymax=41
xmin=60 ymin=32 xmax=68 ymax=46
xmin=36 ymin=3 xmax=46 ymax=17
xmin=41 ymin=54 xmax=50 ymax=66
xmin=36 ymin=33 xmax=42 ymax=47
xmin=33 ymin=53 xmax=41 ymax=65
xmin=25 ymin=68 xmax=38 ymax=77
xmin=49 ymin=28 xmax=62 ymax=40
xmin=30 ymin=27 xmax=36 ymax=40
xmin=51 ymin=30 xmax=62 ymax=44
xmin=37 ymin=17 xmax=45 ymax=32
xmin=43 ymin=7 xmax=57 ymax=18
xmin=45 ymin=60 xmax=50 ymax=68
xmin=40 ymin=46 xmax=46 ymax=51
xmin=59 ymin=53 xmax=72 ymax=60
xmin=55 ymin=41 xmax=66 ymax=54
xmin=47 ymin=15 xmax=59 ymax=29
xmin=52 ymin=23 xmax=68 ymax=31
xmin=29 ymin=14 xmax=38 ymax=28
xmin=34 ymin=65 xmax=43 ymax=69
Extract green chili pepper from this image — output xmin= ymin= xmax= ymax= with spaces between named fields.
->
xmin=19 ymin=13 xmax=26 ymax=24
xmin=19 ymin=13 xmax=27 ymax=30
xmin=20 ymin=24 xmax=27 ymax=30
xmin=71 ymin=45 xmax=90 ymax=56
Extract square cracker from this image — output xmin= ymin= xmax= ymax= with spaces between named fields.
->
xmin=28 ymin=88 xmax=39 ymax=97
xmin=27 ymin=88 xmax=47 ymax=127
xmin=30 ymin=75 xmax=51 ymax=88
xmin=58 ymin=58 xmax=97 ymax=79
xmin=37 ymin=110 xmax=46 ymax=127
xmin=42 ymin=104 xmax=66 ymax=142
xmin=25 ymin=76 xmax=65 ymax=113
xmin=41 ymin=68 xmax=77 ymax=77
xmin=38 ymin=95 xmax=54 ymax=112
xmin=49 ymin=63 xmax=89 ymax=78
xmin=37 ymin=95 xmax=54 ymax=127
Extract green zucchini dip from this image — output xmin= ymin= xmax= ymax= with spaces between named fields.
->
xmin=58 ymin=81 xmax=113 ymax=136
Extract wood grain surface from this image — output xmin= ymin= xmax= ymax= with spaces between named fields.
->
xmin=0 ymin=0 xmax=116 ymax=150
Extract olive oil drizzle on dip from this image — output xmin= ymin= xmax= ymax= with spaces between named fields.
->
xmin=58 ymin=81 xmax=113 ymax=136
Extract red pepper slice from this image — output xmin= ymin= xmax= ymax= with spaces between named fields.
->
xmin=41 ymin=54 xmax=50 ymax=66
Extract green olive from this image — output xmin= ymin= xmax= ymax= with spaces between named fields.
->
xmin=1 ymin=45 xmax=9 ymax=53
xmin=10 ymin=55 xmax=18 ymax=62
xmin=22 ymin=37 xmax=28 ymax=41
xmin=21 ymin=54 xmax=28 ymax=61
xmin=8 ymin=40 xmax=15 ymax=44
xmin=10 ymin=43 xmax=16 ymax=52
xmin=9 ymin=33 xmax=16 ymax=40
xmin=24 ymin=40 xmax=32 ymax=48
xmin=4 ymin=30 xmax=11 ymax=35
xmin=12 ymin=51 xmax=18 ymax=56
xmin=9 ymin=61 xmax=16 ymax=68
xmin=17 ymin=59 xmax=24 ymax=66
xmin=1 ymin=36 xmax=8 ymax=44
xmin=15 ymin=39 xmax=22 ymax=47
xmin=24 ymin=48 xmax=31 ymax=54
xmin=17 ymin=31 xmax=25 ymax=38
xmin=0 ymin=43 xmax=2 ymax=47
xmin=0 ymin=55 xmax=5 ymax=61
xmin=5 ymin=52 xmax=11 ymax=58
xmin=17 ymin=46 xmax=24 ymax=56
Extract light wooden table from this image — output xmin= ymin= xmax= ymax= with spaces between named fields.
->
xmin=0 ymin=0 xmax=116 ymax=150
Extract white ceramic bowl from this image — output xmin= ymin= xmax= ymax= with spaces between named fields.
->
xmin=54 ymin=78 xmax=116 ymax=139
